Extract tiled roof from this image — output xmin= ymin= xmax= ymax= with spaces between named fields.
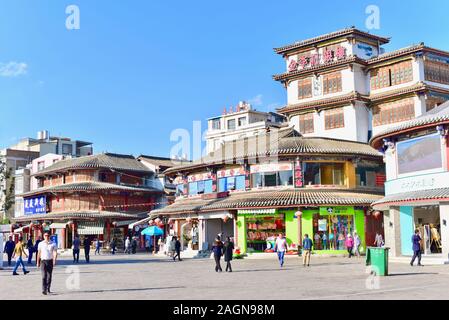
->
xmin=164 ymin=128 xmax=381 ymax=174
xmin=152 ymin=188 xmax=383 ymax=215
xmin=21 ymin=181 xmax=160 ymax=197
xmin=372 ymin=188 xmax=449 ymax=208
xmin=138 ymin=155 xmax=189 ymax=170
xmin=274 ymin=27 xmax=390 ymax=55
xmin=34 ymin=153 xmax=152 ymax=176
xmin=273 ymin=56 xmax=366 ymax=82
xmin=12 ymin=211 xmax=147 ymax=223
xmin=277 ymin=92 xmax=369 ymax=114
xmin=370 ymin=101 xmax=449 ymax=149
xmin=367 ymin=45 xmax=449 ymax=65
xmin=368 ymin=82 xmax=429 ymax=102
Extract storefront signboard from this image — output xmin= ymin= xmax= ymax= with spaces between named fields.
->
xmin=288 ymin=45 xmax=347 ymax=72
xmin=250 ymin=163 xmax=292 ymax=174
xmin=24 ymin=196 xmax=47 ymax=215
xmin=319 ymin=207 xmax=355 ymax=216
xmin=385 ymin=171 xmax=449 ymax=196
xmin=238 ymin=209 xmax=276 ymax=215
xmin=187 ymin=172 xmax=214 ymax=183
xmin=217 ymin=166 xmax=245 ymax=178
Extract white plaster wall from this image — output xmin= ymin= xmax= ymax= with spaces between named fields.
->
xmin=354 ymin=102 xmax=370 ymax=143
xmin=31 ymin=154 xmax=64 ymax=190
xmin=384 ymin=149 xmax=397 ymax=182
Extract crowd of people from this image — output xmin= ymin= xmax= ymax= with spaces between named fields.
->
xmin=2 ymin=228 xmax=424 ymax=296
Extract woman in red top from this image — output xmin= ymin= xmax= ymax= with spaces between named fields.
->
xmin=345 ymin=234 xmax=354 ymax=258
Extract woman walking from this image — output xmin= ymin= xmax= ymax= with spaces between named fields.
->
xmin=212 ymin=238 xmax=224 ymax=272
xmin=345 ymin=234 xmax=354 ymax=258
xmin=223 ymin=237 xmax=234 ymax=272
xmin=353 ymin=232 xmax=361 ymax=258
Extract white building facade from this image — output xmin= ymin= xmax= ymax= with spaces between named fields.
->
xmin=274 ymin=27 xmax=449 ymax=143
xmin=205 ymin=101 xmax=287 ymax=154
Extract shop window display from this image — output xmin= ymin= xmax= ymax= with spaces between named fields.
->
xmin=312 ymin=213 xmax=354 ymax=250
xmin=246 ymin=215 xmax=285 ymax=252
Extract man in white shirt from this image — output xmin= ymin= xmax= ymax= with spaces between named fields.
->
xmin=274 ymin=233 xmax=288 ymax=268
xmin=37 ymin=231 xmax=57 ymax=295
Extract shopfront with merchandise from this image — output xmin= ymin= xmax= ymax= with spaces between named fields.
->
xmin=301 ymin=206 xmax=366 ymax=254
xmin=236 ymin=206 xmax=366 ymax=254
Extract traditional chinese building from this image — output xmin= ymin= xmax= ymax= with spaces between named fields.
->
xmin=12 ymin=153 xmax=162 ymax=250
xmin=274 ymin=27 xmax=449 ymax=143
xmin=370 ymin=101 xmax=449 ymax=263
xmin=154 ymin=127 xmax=385 ymax=255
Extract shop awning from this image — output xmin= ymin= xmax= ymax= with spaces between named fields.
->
xmin=128 ymin=213 xmax=158 ymax=229
xmin=77 ymin=222 xmax=104 ymax=235
xmin=13 ymin=224 xmax=31 ymax=234
xmin=113 ymin=220 xmax=138 ymax=227
xmin=373 ymin=187 xmax=449 ymax=209
xmin=49 ymin=222 xmax=69 ymax=229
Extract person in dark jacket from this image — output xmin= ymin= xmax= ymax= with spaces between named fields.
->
xmin=26 ymin=238 xmax=34 ymax=264
xmin=131 ymin=237 xmax=137 ymax=254
xmin=4 ymin=236 xmax=16 ymax=267
xmin=302 ymin=234 xmax=313 ymax=267
xmin=212 ymin=238 xmax=224 ymax=272
xmin=83 ymin=237 xmax=91 ymax=263
xmin=410 ymin=229 xmax=423 ymax=266
xmin=173 ymin=236 xmax=182 ymax=261
xmin=223 ymin=237 xmax=234 ymax=272
xmin=111 ymin=238 xmax=117 ymax=255
xmin=34 ymin=236 xmax=42 ymax=264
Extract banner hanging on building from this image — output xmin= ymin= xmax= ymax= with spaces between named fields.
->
xmin=24 ymin=196 xmax=47 ymax=215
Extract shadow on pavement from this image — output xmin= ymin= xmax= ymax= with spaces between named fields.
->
xmin=232 ymin=268 xmax=294 ymax=273
xmin=388 ymin=272 xmax=439 ymax=276
xmin=59 ymin=286 xmax=186 ymax=295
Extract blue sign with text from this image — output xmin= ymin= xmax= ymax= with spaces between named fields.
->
xmin=24 ymin=196 xmax=47 ymax=215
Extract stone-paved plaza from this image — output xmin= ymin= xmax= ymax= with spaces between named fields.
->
xmin=1 ymin=253 xmax=449 ymax=300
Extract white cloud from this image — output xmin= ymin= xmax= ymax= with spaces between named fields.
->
xmin=247 ymin=94 xmax=263 ymax=107
xmin=0 ymin=62 xmax=28 ymax=77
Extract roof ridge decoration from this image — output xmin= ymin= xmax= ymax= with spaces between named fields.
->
xmin=34 ymin=152 xmax=152 ymax=176
xmin=274 ymin=27 xmax=390 ymax=55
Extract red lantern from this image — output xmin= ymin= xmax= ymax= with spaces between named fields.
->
xmin=373 ymin=211 xmax=382 ymax=219
xmin=294 ymin=211 xmax=302 ymax=218
xmin=154 ymin=218 xmax=161 ymax=224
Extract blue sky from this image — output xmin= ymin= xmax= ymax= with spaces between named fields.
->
xmin=1 ymin=0 xmax=448 ymax=159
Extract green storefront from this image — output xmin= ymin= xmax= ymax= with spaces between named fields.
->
xmin=237 ymin=207 xmax=366 ymax=254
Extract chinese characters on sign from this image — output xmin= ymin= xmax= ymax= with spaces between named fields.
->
xmin=288 ymin=46 xmax=347 ymax=72
xmin=24 ymin=196 xmax=47 ymax=215
xmin=294 ymin=160 xmax=303 ymax=188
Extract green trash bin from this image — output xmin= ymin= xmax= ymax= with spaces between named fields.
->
xmin=366 ymin=247 xmax=389 ymax=276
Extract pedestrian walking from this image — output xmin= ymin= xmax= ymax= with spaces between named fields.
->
xmin=37 ymin=231 xmax=57 ymax=295
xmin=173 ymin=236 xmax=182 ymax=261
xmin=4 ymin=236 xmax=15 ymax=267
xmin=274 ymin=233 xmax=288 ymax=268
xmin=73 ymin=234 xmax=81 ymax=263
xmin=34 ymin=236 xmax=42 ymax=264
xmin=345 ymin=234 xmax=354 ymax=258
xmin=353 ymin=232 xmax=361 ymax=258
xmin=374 ymin=233 xmax=384 ymax=247
xmin=212 ymin=238 xmax=223 ymax=272
xmin=410 ymin=229 xmax=423 ymax=266
xmin=110 ymin=238 xmax=117 ymax=255
xmin=26 ymin=238 xmax=34 ymax=264
xmin=12 ymin=237 xmax=30 ymax=276
xmin=124 ymin=237 xmax=131 ymax=254
xmin=223 ymin=237 xmax=234 ymax=272
xmin=131 ymin=237 xmax=137 ymax=254
xmin=302 ymin=234 xmax=313 ymax=267
xmin=83 ymin=237 xmax=91 ymax=263
xmin=168 ymin=236 xmax=176 ymax=258
xmin=95 ymin=238 xmax=101 ymax=255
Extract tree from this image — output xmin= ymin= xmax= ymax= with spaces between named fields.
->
xmin=0 ymin=159 xmax=15 ymax=220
